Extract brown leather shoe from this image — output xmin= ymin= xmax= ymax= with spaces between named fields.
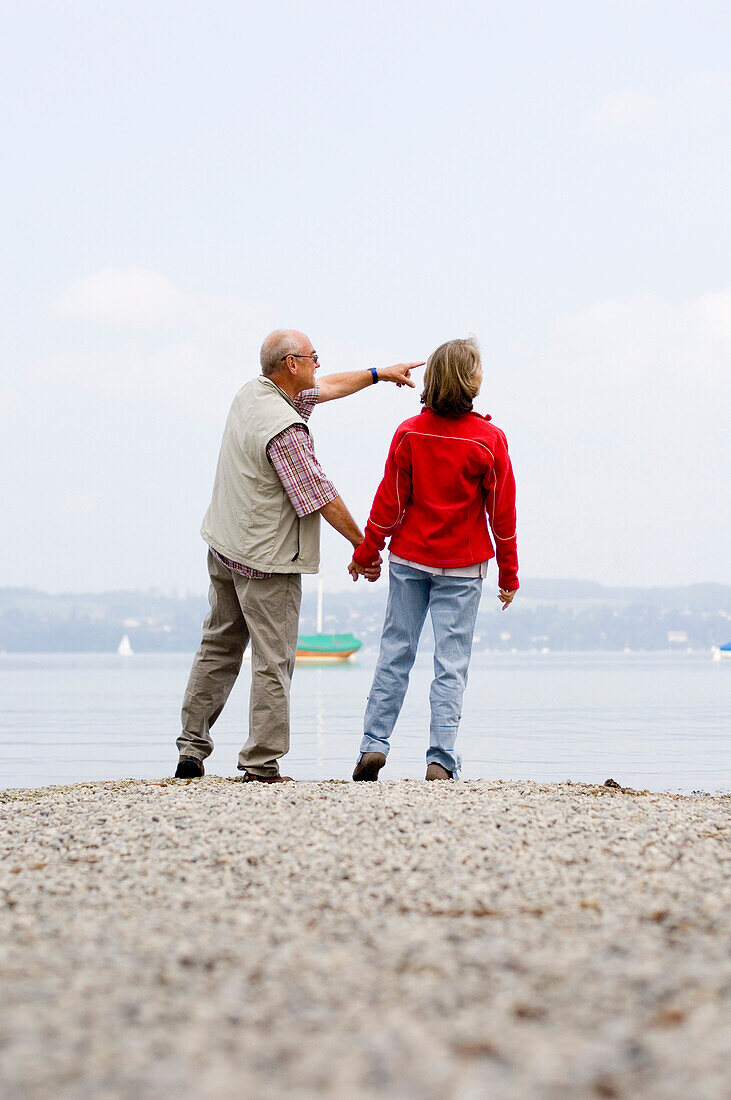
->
xmin=175 ymin=756 xmax=205 ymax=778
xmin=239 ymin=771 xmax=293 ymax=784
xmin=426 ymin=762 xmax=453 ymax=780
xmin=352 ymin=752 xmax=386 ymax=782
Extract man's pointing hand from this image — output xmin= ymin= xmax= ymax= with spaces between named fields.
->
xmin=377 ymin=361 xmax=425 ymax=389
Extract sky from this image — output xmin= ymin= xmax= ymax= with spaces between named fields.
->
xmin=1 ymin=0 xmax=730 ymax=594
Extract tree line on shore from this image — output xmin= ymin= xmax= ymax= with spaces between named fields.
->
xmin=1 ymin=583 xmax=728 ymax=653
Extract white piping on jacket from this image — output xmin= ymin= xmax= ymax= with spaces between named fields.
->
xmin=370 ymin=429 xmax=506 ymax=536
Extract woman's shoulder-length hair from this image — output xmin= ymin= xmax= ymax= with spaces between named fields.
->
xmin=420 ymin=336 xmax=481 ymax=419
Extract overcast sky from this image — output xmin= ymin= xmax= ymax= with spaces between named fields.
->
xmin=1 ymin=0 xmax=730 ymax=594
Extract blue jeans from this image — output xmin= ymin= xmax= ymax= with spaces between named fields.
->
xmin=359 ymin=562 xmax=484 ymax=776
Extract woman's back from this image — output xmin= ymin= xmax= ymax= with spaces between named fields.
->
xmin=356 ymin=405 xmax=518 ymax=585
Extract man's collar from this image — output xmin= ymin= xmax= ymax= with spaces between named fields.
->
xmin=269 ymin=379 xmax=291 ymax=401
xmin=259 ymin=375 xmax=301 ymax=410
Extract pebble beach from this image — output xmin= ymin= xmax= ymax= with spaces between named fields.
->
xmin=1 ymin=777 xmax=729 ymax=1099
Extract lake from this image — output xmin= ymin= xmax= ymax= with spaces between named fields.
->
xmin=0 ymin=651 xmax=728 ymax=793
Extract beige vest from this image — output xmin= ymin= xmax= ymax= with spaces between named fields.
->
xmin=200 ymin=377 xmax=321 ymax=573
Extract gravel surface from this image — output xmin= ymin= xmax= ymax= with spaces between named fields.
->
xmin=1 ymin=777 xmax=729 ymax=1099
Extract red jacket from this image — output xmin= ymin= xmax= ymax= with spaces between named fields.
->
xmin=352 ymin=407 xmax=519 ymax=590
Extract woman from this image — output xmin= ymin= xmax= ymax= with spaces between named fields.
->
xmin=349 ymin=336 xmax=519 ymax=781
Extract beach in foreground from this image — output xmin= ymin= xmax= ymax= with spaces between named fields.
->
xmin=1 ymin=778 xmax=729 ymax=1099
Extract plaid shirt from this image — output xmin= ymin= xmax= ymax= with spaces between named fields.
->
xmin=211 ymin=385 xmax=337 ymax=579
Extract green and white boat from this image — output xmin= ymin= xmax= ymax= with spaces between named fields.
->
xmin=296 ymin=631 xmax=362 ymax=662
xmin=296 ymin=579 xmax=362 ymax=662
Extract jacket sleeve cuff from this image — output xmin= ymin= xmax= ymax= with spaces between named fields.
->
xmin=352 ymin=536 xmax=381 ymax=567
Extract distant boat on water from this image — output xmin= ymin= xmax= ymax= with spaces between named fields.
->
xmin=297 ymin=578 xmax=362 ymax=662
xmin=117 ymin=634 xmax=134 ymax=656
xmin=296 ymin=631 xmax=362 ymax=662
xmin=711 ymin=642 xmax=731 ymax=662
xmin=242 ymin=579 xmax=362 ymax=663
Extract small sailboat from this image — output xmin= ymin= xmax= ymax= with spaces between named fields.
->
xmin=711 ymin=642 xmax=731 ymax=662
xmin=296 ymin=578 xmax=362 ymax=663
xmin=117 ymin=634 xmax=134 ymax=656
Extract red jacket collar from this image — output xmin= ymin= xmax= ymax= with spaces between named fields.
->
xmin=419 ymin=407 xmax=492 ymax=423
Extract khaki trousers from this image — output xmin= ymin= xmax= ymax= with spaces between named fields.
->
xmin=178 ymin=550 xmax=302 ymax=776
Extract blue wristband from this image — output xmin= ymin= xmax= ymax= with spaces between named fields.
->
xmin=370 ymin=367 xmax=379 ymax=384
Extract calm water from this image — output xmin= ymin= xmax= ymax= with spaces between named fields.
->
xmin=0 ymin=651 xmax=728 ymax=793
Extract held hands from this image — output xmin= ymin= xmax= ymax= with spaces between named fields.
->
xmin=348 ymin=555 xmax=382 ymax=583
xmin=498 ymin=588 xmax=516 ymax=611
xmin=378 ymin=361 xmax=425 ymax=389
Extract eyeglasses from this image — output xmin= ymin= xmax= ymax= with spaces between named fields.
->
xmin=281 ymin=352 xmax=319 ymax=364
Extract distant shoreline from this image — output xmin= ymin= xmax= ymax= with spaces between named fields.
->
xmin=2 ymin=580 xmax=730 ymax=653
xmin=0 ymin=645 xmax=727 ymax=656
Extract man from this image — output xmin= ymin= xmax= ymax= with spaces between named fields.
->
xmin=175 ymin=329 xmax=423 ymax=782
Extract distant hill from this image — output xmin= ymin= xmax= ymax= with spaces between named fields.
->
xmin=0 ymin=581 xmax=729 ymax=654
xmin=522 ymin=579 xmax=731 ymax=613
xmin=0 ymin=587 xmax=207 ymax=654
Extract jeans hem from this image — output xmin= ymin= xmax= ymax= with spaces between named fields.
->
xmin=359 ymin=739 xmax=390 ymax=757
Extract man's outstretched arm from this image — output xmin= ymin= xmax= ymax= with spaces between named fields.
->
xmin=316 ymin=362 xmax=424 ymax=403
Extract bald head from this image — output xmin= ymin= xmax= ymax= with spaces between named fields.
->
xmin=260 ymin=329 xmax=311 ymax=377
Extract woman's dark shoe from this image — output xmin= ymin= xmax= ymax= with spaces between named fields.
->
xmin=426 ymin=762 xmax=453 ymax=780
xmin=175 ymin=756 xmax=205 ymax=778
xmin=352 ymin=752 xmax=387 ymax=781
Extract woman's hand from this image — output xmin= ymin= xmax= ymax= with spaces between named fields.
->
xmin=348 ymin=557 xmax=382 ymax=583
xmin=498 ymin=588 xmax=516 ymax=610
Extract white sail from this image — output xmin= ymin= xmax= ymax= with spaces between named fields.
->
xmin=117 ymin=634 xmax=133 ymax=656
